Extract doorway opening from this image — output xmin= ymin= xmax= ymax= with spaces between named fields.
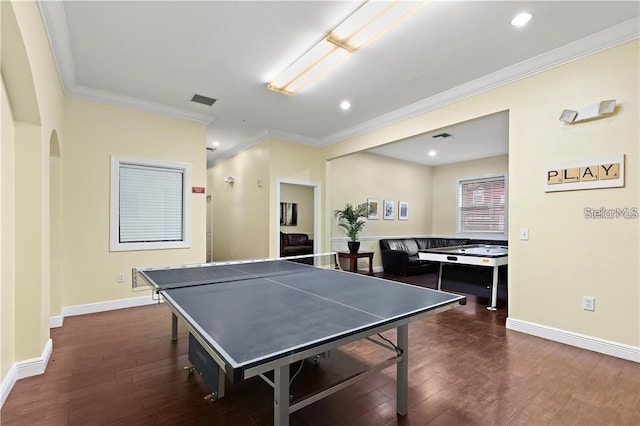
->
xmin=276 ymin=179 xmax=320 ymax=258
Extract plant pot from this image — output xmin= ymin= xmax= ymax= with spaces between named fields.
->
xmin=347 ymin=241 xmax=360 ymax=253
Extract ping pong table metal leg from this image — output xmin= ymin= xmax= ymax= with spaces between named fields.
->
xmin=437 ymin=263 xmax=443 ymax=290
xmin=274 ymin=365 xmax=291 ymax=426
xmin=396 ymin=324 xmax=409 ymax=416
xmin=171 ymin=312 xmax=178 ymax=341
xmin=487 ymin=266 xmax=499 ymax=311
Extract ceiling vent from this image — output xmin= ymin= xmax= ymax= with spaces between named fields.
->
xmin=190 ymin=94 xmax=217 ymax=106
xmin=432 ymin=132 xmax=453 ymax=139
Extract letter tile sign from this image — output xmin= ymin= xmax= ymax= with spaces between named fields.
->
xmin=545 ymin=154 xmax=624 ymax=192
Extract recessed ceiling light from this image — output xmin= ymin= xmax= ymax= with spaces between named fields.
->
xmin=428 ymin=150 xmax=437 ymax=157
xmin=340 ymin=100 xmax=351 ymax=110
xmin=511 ymin=12 xmax=532 ymax=27
xmin=211 ymin=141 xmax=220 ymax=147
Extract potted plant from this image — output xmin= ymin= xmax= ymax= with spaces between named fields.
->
xmin=333 ymin=202 xmax=369 ymax=253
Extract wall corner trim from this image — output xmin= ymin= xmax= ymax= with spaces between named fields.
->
xmin=506 ymin=317 xmax=640 ymax=363
xmin=50 ymin=314 xmax=64 ymax=328
xmin=16 ymin=339 xmax=54 ymax=380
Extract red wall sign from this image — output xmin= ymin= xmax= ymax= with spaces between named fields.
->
xmin=192 ymin=186 xmax=205 ymax=194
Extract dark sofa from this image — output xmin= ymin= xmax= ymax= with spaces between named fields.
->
xmin=379 ymin=237 xmax=507 ymax=276
xmin=280 ymin=232 xmax=314 ymax=257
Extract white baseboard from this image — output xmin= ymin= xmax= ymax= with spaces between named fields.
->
xmin=0 ymin=365 xmax=17 ymax=408
xmin=50 ymin=314 xmax=64 ymax=328
xmin=60 ymin=294 xmax=158 ymax=319
xmin=506 ymin=317 xmax=640 ymax=363
xmin=16 ymin=338 xmax=53 ymax=380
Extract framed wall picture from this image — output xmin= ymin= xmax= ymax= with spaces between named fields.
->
xmin=383 ymin=199 xmax=395 ymax=220
xmin=398 ymin=201 xmax=409 ymax=220
xmin=367 ymin=198 xmax=379 ymax=220
xmin=280 ymin=202 xmax=297 ymax=226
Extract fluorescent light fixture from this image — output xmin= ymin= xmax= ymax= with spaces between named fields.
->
xmin=511 ymin=12 xmax=532 ymax=27
xmin=559 ymin=100 xmax=617 ymax=123
xmin=268 ymin=0 xmax=428 ymax=95
xmin=328 ymin=0 xmax=427 ymax=52
xmin=268 ymin=39 xmax=351 ymax=95
xmin=340 ymin=100 xmax=352 ymax=110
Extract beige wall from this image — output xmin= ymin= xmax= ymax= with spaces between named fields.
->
xmin=61 ymin=97 xmax=207 ymax=307
xmin=208 ymin=142 xmax=270 ymax=261
xmin=2 ymin=1 xmax=209 ymax=394
xmin=280 ymin=183 xmax=314 ymax=236
xmin=328 ymin=152 xmax=433 ymax=268
xmin=432 ymin=154 xmax=509 ymax=235
xmin=323 ymin=41 xmax=639 ymax=348
xmin=208 ymin=139 xmax=324 ymax=261
xmin=1 ymin=78 xmax=16 ymax=381
xmin=2 ymin=0 xmax=65 ymax=376
xmin=267 ymin=140 xmax=325 ymax=256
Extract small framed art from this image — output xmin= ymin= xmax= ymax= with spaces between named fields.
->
xmin=398 ymin=201 xmax=409 ymax=220
xmin=383 ymin=200 xmax=395 ymax=220
xmin=367 ymin=198 xmax=379 ymax=220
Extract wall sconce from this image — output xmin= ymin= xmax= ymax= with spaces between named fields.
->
xmin=559 ymin=100 xmax=617 ymax=124
xmin=223 ymin=176 xmax=235 ymax=184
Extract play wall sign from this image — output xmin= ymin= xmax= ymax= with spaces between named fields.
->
xmin=545 ymin=154 xmax=624 ymax=192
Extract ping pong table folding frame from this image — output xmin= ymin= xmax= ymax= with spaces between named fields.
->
xmin=133 ymin=253 xmax=465 ymax=425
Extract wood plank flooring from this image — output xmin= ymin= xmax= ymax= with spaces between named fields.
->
xmin=2 ymin=272 xmax=638 ymax=425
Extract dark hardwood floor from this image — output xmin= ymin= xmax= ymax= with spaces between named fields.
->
xmin=2 ymin=272 xmax=638 ymax=425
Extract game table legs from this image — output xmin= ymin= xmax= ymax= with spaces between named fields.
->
xmin=171 ymin=312 xmax=178 ymax=341
xmin=274 ymin=364 xmax=291 ymax=425
xmin=487 ymin=266 xmax=499 ymax=311
xmin=396 ymin=324 xmax=409 ymax=415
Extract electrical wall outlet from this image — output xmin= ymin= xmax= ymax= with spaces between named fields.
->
xmin=582 ymin=296 xmax=595 ymax=311
xmin=117 ymin=273 xmax=125 ymax=283
xmin=519 ymin=228 xmax=529 ymax=240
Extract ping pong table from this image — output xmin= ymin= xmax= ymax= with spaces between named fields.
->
xmin=418 ymin=245 xmax=508 ymax=311
xmin=134 ymin=254 xmax=465 ymax=425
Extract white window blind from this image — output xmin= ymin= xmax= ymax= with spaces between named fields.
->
xmin=119 ymin=164 xmax=184 ymax=243
xmin=110 ymin=156 xmax=191 ymax=252
xmin=458 ymin=176 xmax=506 ymax=233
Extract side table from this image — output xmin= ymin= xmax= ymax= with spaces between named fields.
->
xmin=337 ymin=251 xmax=374 ymax=275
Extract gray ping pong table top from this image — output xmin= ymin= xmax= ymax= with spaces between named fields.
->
xmin=139 ymin=260 xmax=465 ymax=381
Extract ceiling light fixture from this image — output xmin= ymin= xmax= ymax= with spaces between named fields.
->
xmin=428 ymin=150 xmax=436 ymax=157
xmin=511 ymin=12 xmax=532 ymax=27
xmin=340 ymin=100 xmax=352 ymax=110
xmin=268 ymin=0 xmax=427 ymax=95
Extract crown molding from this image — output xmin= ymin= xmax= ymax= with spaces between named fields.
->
xmin=39 ymin=0 xmax=639 ymax=158
xmin=39 ymin=0 xmax=214 ymax=124
xmin=38 ymin=0 xmax=75 ymax=92
xmin=265 ymin=129 xmax=322 ymax=146
xmin=68 ymin=84 xmax=213 ymax=123
xmin=322 ymin=17 xmax=640 ymax=146
xmin=209 ymin=129 xmax=271 ymax=167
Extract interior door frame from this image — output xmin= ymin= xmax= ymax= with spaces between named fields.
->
xmin=275 ymin=178 xmax=320 ymax=258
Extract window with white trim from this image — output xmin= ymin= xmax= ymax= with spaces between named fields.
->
xmin=110 ymin=156 xmax=191 ymax=251
xmin=457 ymin=174 xmax=506 ymax=234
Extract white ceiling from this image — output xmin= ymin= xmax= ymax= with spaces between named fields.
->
xmin=369 ymin=110 xmax=509 ymax=166
xmin=39 ymin=1 xmax=639 ymax=167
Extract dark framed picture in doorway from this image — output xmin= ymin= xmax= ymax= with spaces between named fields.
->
xmin=280 ymin=202 xmax=298 ymax=226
